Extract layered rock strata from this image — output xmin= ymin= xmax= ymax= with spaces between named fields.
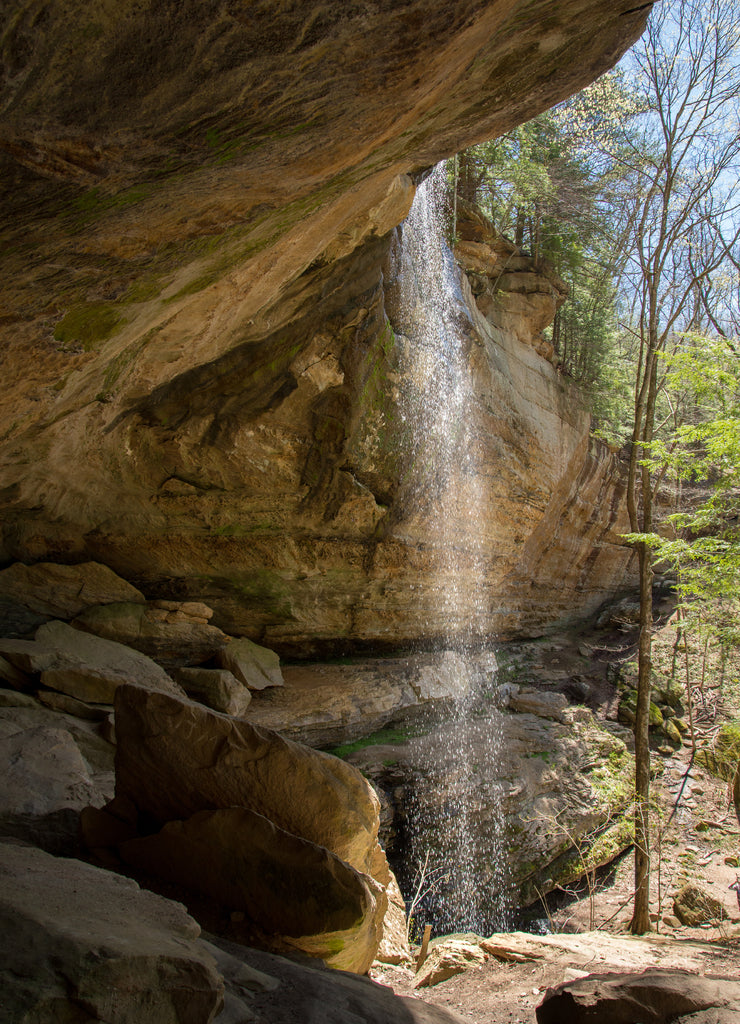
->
xmin=0 ymin=1 xmax=650 ymax=654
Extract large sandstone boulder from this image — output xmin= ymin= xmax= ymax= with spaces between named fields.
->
xmin=414 ymin=940 xmax=488 ymax=988
xmin=217 ymin=636 xmax=284 ymax=691
xmin=114 ymin=684 xmax=382 ymax=876
xmin=172 ymin=665 xmax=251 ymax=716
xmin=0 ymin=560 xmax=145 ymax=636
xmin=110 ymin=684 xmax=393 ymax=970
xmin=74 ymin=599 xmax=228 ymax=667
xmin=536 ymin=969 xmax=740 ymax=1024
xmin=35 ymin=619 xmax=184 ymax=703
xmin=119 ymin=806 xmax=384 ymax=973
xmin=673 ymin=883 xmax=730 ymax=927
xmin=0 ymin=841 xmax=224 ymax=1023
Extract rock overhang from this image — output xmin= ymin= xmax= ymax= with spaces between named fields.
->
xmin=0 ymin=0 xmax=651 ymax=650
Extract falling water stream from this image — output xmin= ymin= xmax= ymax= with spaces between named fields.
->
xmin=391 ymin=163 xmax=511 ymax=934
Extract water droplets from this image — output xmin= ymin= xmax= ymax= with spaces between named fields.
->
xmin=393 ymin=163 xmax=510 ymax=933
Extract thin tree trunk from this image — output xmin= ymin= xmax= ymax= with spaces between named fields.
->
xmin=630 ymin=337 xmax=658 ymax=936
xmin=630 ymin=541 xmax=653 ymax=934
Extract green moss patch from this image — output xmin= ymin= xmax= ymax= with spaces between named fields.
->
xmin=325 ymin=725 xmax=418 ymax=759
xmin=53 ymin=302 xmax=126 ymax=351
xmin=697 ymin=719 xmax=740 ymax=781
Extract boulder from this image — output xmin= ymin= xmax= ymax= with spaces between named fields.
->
xmin=206 ymin=935 xmax=471 ymax=1024
xmin=0 ymin=701 xmax=115 ymax=853
xmin=113 ymin=685 xmax=384 ymax=878
xmin=119 ymin=806 xmax=384 ymax=973
xmin=35 ymin=619 xmax=184 ymax=703
xmin=414 ymin=940 xmax=487 ymax=988
xmin=0 ymin=637 xmax=59 ymax=675
xmin=508 ymin=689 xmax=569 ymax=721
xmin=172 ymin=666 xmax=251 ymax=716
xmin=673 ymin=883 xmax=729 ymax=927
xmin=0 ymin=841 xmax=224 ymax=1023
xmin=0 ymin=560 xmax=145 ymax=625
xmin=536 ymin=969 xmax=740 ymax=1024
xmin=217 ymin=637 xmax=284 ymax=691
xmin=151 ymin=599 xmax=215 ymax=621
xmin=661 ymin=718 xmax=682 ymax=744
xmin=74 ymin=601 xmax=229 ymax=667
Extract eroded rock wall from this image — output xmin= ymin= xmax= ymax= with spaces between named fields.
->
xmin=0 ymin=1 xmax=649 ymax=653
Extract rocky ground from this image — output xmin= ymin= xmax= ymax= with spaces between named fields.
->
xmin=372 ymin=923 xmax=740 ymax=1024
xmin=370 ymin=759 xmax=740 ymax=1023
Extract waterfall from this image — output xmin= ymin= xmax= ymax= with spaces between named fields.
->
xmin=393 ymin=163 xmax=510 ymax=934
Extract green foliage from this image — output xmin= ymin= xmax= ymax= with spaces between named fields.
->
xmin=634 ymin=337 xmax=740 ymax=657
xmin=452 ymin=70 xmax=643 ymax=438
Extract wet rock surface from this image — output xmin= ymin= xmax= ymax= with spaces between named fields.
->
xmin=349 ymin=693 xmax=635 ymax=917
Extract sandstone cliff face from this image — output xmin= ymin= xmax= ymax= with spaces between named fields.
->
xmin=0 ymin=1 xmax=649 ymax=653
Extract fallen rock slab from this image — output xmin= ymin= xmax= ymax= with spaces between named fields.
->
xmin=35 ymin=619 xmax=184 ymax=703
xmin=536 ymin=969 xmax=740 ymax=1024
xmin=172 ymin=666 xmax=251 ymax=716
xmin=0 ymin=841 xmax=224 ymax=1023
xmin=217 ymin=637 xmax=284 ymax=690
xmin=120 ymin=805 xmax=384 ymax=973
xmin=414 ymin=940 xmax=487 ymax=988
xmin=74 ymin=601 xmax=229 ymax=667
